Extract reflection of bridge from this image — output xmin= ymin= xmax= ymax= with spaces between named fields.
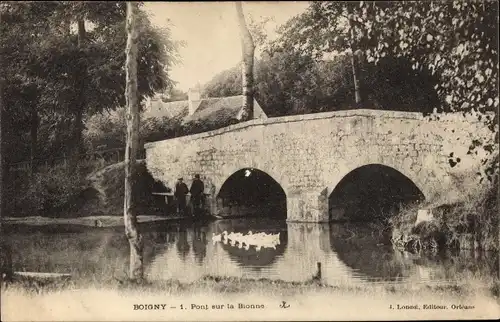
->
xmin=145 ymin=109 xmax=491 ymax=222
xmin=145 ymin=221 xmax=434 ymax=284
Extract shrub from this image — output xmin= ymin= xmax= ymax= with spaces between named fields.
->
xmin=87 ymin=160 xmax=170 ymax=216
xmin=5 ymin=159 xmax=169 ymax=218
xmin=5 ymin=165 xmax=89 ymax=217
xmin=84 ymin=109 xmax=126 ymax=151
xmin=390 ymin=184 xmax=498 ymax=252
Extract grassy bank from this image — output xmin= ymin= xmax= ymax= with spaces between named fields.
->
xmin=3 ymin=273 xmax=499 ymax=298
xmin=5 ymin=160 xmax=169 ymax=218
xmin=2 ymin=215 xmax=182 ymax=227
xmin=2 ymin=275 xmax=499 ymax=321
xmin=390 ymin=184 xmax=498 ymax=252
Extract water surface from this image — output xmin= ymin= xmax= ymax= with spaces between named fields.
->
xmin=4 ymin=217 xmax=497 ymax=286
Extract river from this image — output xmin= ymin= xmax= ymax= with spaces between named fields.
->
xmin=4 ymin=217 xmax=497 ymax=286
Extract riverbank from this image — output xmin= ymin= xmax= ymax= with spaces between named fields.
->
xmin=390 ymin=184 xmax=498 ymax=252
xmin=2 ymin=213 xmax=266 ymax=228
xmin=2 ymin=214 xmax=202 ymax=227
xmin=1 ymin=276 xmax=499 ymax=321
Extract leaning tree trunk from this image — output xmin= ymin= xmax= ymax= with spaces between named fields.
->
xmin=124 ymin=1 xmax=143 ymax=282
xmin=235 ymin=2 xmax=255 ymax=121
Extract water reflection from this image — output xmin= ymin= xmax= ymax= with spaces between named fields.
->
xmin=4 ymin=218 xmax=497 ymax=286
xmin=176 ymin=227 xmax=191 ymax=262
xmin=328 ymin=222 xmax=413 ymax=282
xmin=192 ymin=225 xmax=207 ymax=265
xmin=213 ymin=218 xmax=287 ymax=269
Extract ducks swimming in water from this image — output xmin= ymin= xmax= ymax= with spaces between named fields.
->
xmin=212 ymin=230 xmax=280 ymax=251
xmin=211 ymin=233 xmax=222 ymax=243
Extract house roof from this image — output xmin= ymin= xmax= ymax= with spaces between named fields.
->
xmin=144 ymin=95 xmax=262 ymax=126
xmin=145 ymin=99 xmax=188 ymax=120
xmin=184 ymin=96 xmax=247 ymax=124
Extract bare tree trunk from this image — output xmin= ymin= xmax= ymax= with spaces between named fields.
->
xmin=0 ymin=22 xmax=4 ymax=219
xmin=69 ymin=19 xmax=87 ymax=171
xmin=0 ymin=81 xmax=12 ymax=278
xmin=235 ymin=2 xmax=255 ymax=121
xmin=0 ymin=12 xmax=10 ymax=278
xmin=124 ymin=1 xmax=143 ymax=282
xmin=348 ymin=14 xmax=362 ymax=108
xmin=350 ymin=50 xmax=362 ymax=106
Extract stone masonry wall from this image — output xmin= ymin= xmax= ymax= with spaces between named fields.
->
xmin=145 ymin=109 xmax=494 ymax=222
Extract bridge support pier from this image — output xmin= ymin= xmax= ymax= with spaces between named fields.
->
xmin=286 ymin=222 xmax=331 ymax=253
xmin=205 ymin=194 xmax=223 ymax=216
xmin=202 ymin=181 xmax=220 ymax=216
xmin=286 ymin=190 xmax=329 ymax=223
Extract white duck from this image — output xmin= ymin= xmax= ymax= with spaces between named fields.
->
xmin=221 ymin=231 xmax=229 ymax=243
xmin=226 ymin=232 xmax=235 ymax=241
xmin=250 ymin=232 xmax=280 ymax=249
xmin=232 ymin=232 xmax=243 ymax=240
xmin=212 ymin=233 xmax=222 ymax=244
xmin=212 ymin=230 xmax=280 ymax=251
xmin=238 ymin=234 xmax=250 ymax=246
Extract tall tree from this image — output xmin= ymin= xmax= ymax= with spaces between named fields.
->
xmin=272 ymin=2 xmax=374 ymax=108
xmin=68 ymin=17 xmax=88 ymax=170
xmin=203 ymin=51 xmax=439 ymax=117
xmin=124 ymin=1 xmax=143 ymax=281
xmin=0 ymin=4 xmax=4 ymax=218
xmin=346 ymin=7 xmax=362 ymax=107
xmin=0 ymin=2 xmax=178 ymax=169
xmin=271 ymin=0 xmax=498 ymax=182
xmin=0 ymin=27 xmax=9 ymax=277
xmin=235 ymin=2 xmax=255 ymax=120
xmin=356 ymin=0 xmax=498 ymax=182
xmin=0 ymin=2 xmax=60 ymax=173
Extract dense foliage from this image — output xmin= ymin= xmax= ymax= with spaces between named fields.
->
xmin=84 ymin=108 xmax=240 ymax=150
xmin=5 ymin=164 xmax=90 ymax=216
xmin=273 ymin=0 xmax=498 ymax=182
xmin=203 ymin=53 xmax=440 ymax=117
xmin=0 ymin=2 xmax=179 ymax=165
xmin=275 ymin=0 xmax=498 ymax=117
xmin=1 ymin=2 xmax=179 ymax=217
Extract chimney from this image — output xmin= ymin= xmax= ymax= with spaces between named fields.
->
xmin=188 ymin=87 xmax=201 ymax=115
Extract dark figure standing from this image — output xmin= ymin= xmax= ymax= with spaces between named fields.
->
xmin=174 ymin=178 xmax=189 ymax=216
xmin=190 ymin=174 xmax=205 ymax=217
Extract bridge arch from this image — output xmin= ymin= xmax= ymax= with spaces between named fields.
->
xmin=328 ymin=163 xmax=425 ymax=222
xmin=216 ymin=168 xmax=287 ymax=218
xmin=213 ymin=162 xmax=289 ymax=198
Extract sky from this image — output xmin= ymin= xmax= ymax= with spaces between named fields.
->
xmin=143 ymin=2 xmax=310 ymax=92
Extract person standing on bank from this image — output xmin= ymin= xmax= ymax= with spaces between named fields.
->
xmin=190 ymin=174 xmax=205 ymax=217
xmin=174 ymin=178 xmax=189 ymax=216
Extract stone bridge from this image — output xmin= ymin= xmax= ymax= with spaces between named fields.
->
xmin=145 ymin=109 xmax=492 ymax=222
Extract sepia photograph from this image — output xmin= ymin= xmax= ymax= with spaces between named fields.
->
xmin=0 ymin=1 xmax=499 ymax=321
